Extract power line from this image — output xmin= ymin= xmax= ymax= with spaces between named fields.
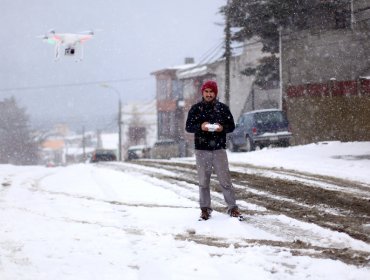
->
xmin=197 ymin=40 xmax=225 ymax=65
xmin=0 ymin=77 xmax=151 ymax=93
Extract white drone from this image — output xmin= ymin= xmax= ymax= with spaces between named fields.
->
xmin=39 ymin=30 xmax=95 ymax=61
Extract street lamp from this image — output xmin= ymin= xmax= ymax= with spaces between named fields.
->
xmin=100 ymin=84 xmax=122 ymax=161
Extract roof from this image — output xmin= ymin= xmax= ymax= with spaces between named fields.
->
xmin=150 ymin=63 xmax=197 ymax=75
xmin=177 ymin=65 xmax=209 ymax=79
xmin=42 ymin=139 xmax=65 ymax=150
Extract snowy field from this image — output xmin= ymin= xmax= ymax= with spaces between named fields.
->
xmin=0 ymin=141 xmax=369 ymax=279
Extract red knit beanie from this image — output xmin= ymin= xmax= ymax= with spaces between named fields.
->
xmin=201 ymin=80 xmax=218 ymax=96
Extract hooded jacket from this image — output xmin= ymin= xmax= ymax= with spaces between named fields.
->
xmin=185 ymin=99 xmax=235 ymax=150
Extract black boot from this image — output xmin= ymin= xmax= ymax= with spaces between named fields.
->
xmin=200 ymin=208 xmax=211 ymax=220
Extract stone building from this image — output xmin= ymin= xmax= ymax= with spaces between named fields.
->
xmin=282 ymin=0 xmax=370 ymax=144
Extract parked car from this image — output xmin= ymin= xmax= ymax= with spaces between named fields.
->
xmin=90 ymin=149 xmax=117 ymax=162
xmin=229 ymin=109 xmax=292 ymax=152
xmin=150 ymin=139 xmax=180 ymax=159
xmin=127 ymin=145 xmax=151 ymax=160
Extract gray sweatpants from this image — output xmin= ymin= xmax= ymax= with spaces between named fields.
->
xmin=195 ymin=149 xmax=237 ymax=213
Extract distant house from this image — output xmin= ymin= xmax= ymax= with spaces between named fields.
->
xmin=63 ymin=130 xmax=95 ymax=164
xmin=150 ymin=58 xmax=196 ymax=155
xmin=41 ymin=138 xmax=65 ymax=165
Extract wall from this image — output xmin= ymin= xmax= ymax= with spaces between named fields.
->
xmin=282 ymin=28 xmax=370 ymax=144
xmin=283 ymin=29 xmax=370 ymax=84
xmin=210 ymin=39 xmax=265 ymax=121
xmin=355 ymin=0 xmax=370 ymax=29
xmin=287 ymin=95 xmax=370 ymax=144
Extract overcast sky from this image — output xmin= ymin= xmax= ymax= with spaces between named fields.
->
xmin=0 ymin=0 xmax=225 ymax=131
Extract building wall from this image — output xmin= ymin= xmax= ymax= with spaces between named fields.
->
xmin=209 ymin=40 xmax=265 ymax=121
xmin=287 ymin=95 xmax=370 ymax=144
xmin=283 ymin=29 xmax=370 ymax=85
xmin=355 ymin=0 xmax=370 ymax=29
xmin=282 ymin=28 xmax=370 ymax=144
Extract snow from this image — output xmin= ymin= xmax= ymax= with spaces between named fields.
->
xmin=0 ymin=141 xmax=369 ymax=279
xmin=100 ymin=133 xmax=118 ymax=150
xmin=226 ymin=141 xmax=370 ymax=185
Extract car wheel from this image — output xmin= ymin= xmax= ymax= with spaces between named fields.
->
xmin=245 ymin=136 xmax=255 ymax=152
xmin=279 ymin=140 xmax=290 ymax=147
xmin=282 ymin=140 xmax=290 ymax=147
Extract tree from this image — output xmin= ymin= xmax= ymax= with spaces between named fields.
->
xmin=221 ymin=0 xmax=347 ymax=87
xmin=0 ymin=97 xmax=39 ymax=165
xmin=126 ymin=105 xmax=147 ymax=146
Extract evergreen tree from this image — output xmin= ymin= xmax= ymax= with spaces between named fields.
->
xmin=0 ymin=97 xmax=39 ymax=165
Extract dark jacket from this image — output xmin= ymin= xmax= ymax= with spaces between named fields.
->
xmin=185 ymin=99 xmax=235 ymax=150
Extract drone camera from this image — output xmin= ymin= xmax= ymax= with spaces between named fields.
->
xmin=65 ymin=48 xmax=75 ymax=56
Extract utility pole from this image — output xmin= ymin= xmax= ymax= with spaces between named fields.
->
xmin=100 ymin=84 xmax=122 ymax=161
xmin=82 ymin=126 xmax=86 ymax=161
xmin=350 ymin=0 xmax=355 ymax=29
xmin=224 ymin=0 xmax=231 ymax=107
xmin=118 ymin=97 xmax=122 ymax=161
xmin=278 ymin=26 xmax=283 ymax=110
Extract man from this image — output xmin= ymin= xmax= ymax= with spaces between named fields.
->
xmin=185 ymin=80 xmax=242 ymax=220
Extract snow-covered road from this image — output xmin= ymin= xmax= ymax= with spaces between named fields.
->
xmin=1 ymin=151 xmax=369 ymax=280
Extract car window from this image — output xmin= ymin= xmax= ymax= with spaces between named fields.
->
xmin=254 ymin=111 xmax=285 ymax=125
xmin=245 ymin=115 xmax=252 ymax=126
xmin=238 ymin=115 xmax=248 ymax=126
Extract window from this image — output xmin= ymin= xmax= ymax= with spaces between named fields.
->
xmin=158 ymin=111 xmax=177 ymax=139
xmin=335 ymin=9 xmax=351 ymax=29
xmin=157 ymin=79 xmax=169 ymax=100
xmin=158 ymin=112 xmax=167 ymax=137
xmin=172 ymin=80 xmax=183 ymax=99
xmin=128 ymin=126 xmax=146 ymax=145
xmin=254 ymin=111 xmax=285 ymax=125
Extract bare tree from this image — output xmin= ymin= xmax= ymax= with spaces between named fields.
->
xmin=126 ymin=105 xmax=147 ymax=146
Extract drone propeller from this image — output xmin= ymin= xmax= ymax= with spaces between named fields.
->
xmin=79 ymin=28 xmax=103 ymax=35
xmin=37 ymin=29 xmax=56 ymax=40
xmin=37 ymin=30 xmax=60 ymax=44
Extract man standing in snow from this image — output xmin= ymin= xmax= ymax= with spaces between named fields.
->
xmin=185 ymin=80 xmax=241 ymax=220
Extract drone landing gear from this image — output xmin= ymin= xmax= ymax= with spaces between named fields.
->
xmin=54 ymin=43 xmax=61 ymax=62
xmin=75 ymin=45 xmax=84 ymax=62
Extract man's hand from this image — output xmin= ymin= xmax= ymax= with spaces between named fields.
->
xmin=214 ymin=123 xmax=223 ymax=132
xmin=201 ymin=122 xmax=223 ymax=132
xmin=201 ymin=122 xmax=210 ymax=131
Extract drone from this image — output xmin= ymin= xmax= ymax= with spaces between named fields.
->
xmin=39 ymin=30 xmax=95 ymax=61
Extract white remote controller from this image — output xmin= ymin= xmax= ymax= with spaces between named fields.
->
xmin=205 ymin=123 xmax=220 ymax=132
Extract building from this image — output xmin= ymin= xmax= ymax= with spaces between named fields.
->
xmin=151 ymin=41 xmax=269 ymax=156
xmin=282 ymin=0 xmax=370 ymax=144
